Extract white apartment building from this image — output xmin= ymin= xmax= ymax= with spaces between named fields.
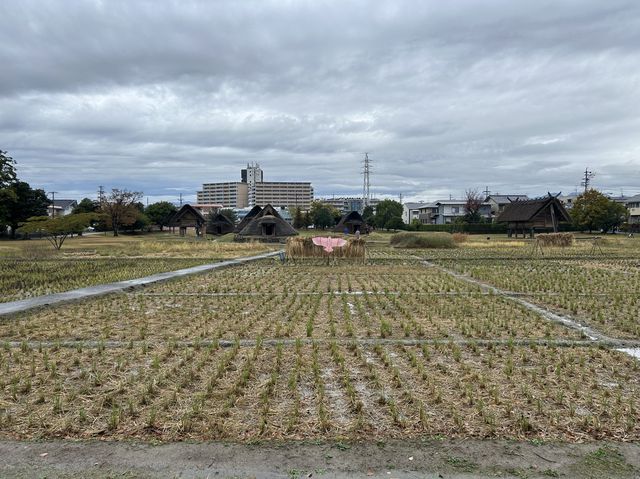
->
xmin=197 ymin=163 xmax=313 ymax=209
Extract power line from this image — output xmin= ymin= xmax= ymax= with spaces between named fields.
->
xmin=581 ymin=168 xmax=595 ymax=192
xmin=362 ymin=153 xmax=371 ymax=212
xmin=48 ymin=191 xmax=58 ymax=217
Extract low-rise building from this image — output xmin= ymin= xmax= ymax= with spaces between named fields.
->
xmin=431 ymin=200 xmax=492 ymax=224
xmin=47 ymin=199 xmax=77 ymax=217
xmin=485 ymin=195 xmax=529 ymax=216
xmin=320 ymin=197 xmax=380 ymax=215
xmin=625 ymin=194 xmax=640 ymax=228
xmin=403 ymin=202 xmax=429 ymax=224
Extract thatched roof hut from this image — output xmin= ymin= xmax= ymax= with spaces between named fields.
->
xmin=334 ymin=211 xmax=367 ymax=234
xmin=236 ymin=204 xmax=298 ymax=242
xmin=233 ymin=205 xmax=262 ymax=233
xmin=497 ymin=195 xmax=571 ymax=237
xmin=206 ymin=213 xmax=235 ymax=236
xmin=168 ymin=204 xmax=206 ymax=236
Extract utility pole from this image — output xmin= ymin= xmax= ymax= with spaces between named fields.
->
xmin=362 ymin=153 xmax=371 ymax=213
xmin=98 ymin=185 xmax=105 ymax=204
xmin=581 ymin=168 xmax=595 ymax=192
xmin=399 ymin=193 xmax=403 ymax=204
xmin=49 ymin=191 xmax=58 ymax=217
xmin=179 ymin=193 xmax=183 ymax=207
xmin=483 ymin=186 xmax=491 ymax=198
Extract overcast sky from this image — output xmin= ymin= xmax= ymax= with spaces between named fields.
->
xmin=1 ymin=0 xmax=639 ymax=204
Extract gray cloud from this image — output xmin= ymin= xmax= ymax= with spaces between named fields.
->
xmin=1 ymin=0 xmax=639 ymax=203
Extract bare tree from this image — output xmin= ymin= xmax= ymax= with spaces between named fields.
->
xmin=100 ymin=189 xmax=143 ymax=236
xmin=464 ymin=189 xmax=484 ymax=223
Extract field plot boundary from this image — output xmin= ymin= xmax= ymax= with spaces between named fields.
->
xmin=423 ymin=260 xmax=630 ymax=347
xmin=0 ymin=250 xmax=282 ymax=317
xmin=5 ymin=337 xmax=640 ymax=351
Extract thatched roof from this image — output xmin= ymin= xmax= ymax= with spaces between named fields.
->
xmin=234 ymin=205 xmax=262 ymax=233
xmin=237 ymin=204 xmax=297 ymax=238
xmin=207 ymin=213 xmax=235 ymax=235
xmin=334 ymin=211 xmax=365 ymax=232
xmin=209 ymin=213 xmax=234 ymax=226
xmin=497 ymin=196 xmax=571 ymax=223
xmin=168 ymin=204 xmax=206 ymax=227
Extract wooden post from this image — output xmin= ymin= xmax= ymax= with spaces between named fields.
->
xmin=550 ymin=203 xmax=558 ymax=233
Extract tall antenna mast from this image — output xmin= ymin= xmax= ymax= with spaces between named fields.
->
xmin=362 ymin=153 xmax=371 ymax=212
xmin=581 ymin=168 xmax=595 ymax=192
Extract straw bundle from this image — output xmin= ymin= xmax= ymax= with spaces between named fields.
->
xmin=536 ymin=232 xmax=574 ymax=247
xmin=286 ymin=237 xmax=365 ymax=259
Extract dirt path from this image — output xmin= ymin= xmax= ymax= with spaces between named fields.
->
xmin=1 ymin=438 xmax=638 ymax=478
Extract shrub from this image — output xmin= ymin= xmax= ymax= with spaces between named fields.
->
xmin=389 ymin=232 xmax=456 ymax=249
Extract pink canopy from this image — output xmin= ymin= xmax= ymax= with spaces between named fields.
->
xmin=312 ymin=236 xmax=347 ymax=253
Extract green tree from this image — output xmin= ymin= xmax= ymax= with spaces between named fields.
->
xmin=572 ymin=189 xmax=628 ymax=233
xmin=3 ymin=181 xmax=50 ymax=238
xmin=310 ymin=201 xmax=339 ymax=229
xmin=18 ymin=213 xmax=99 ymax=250
xmin=72 ymin=197 xmax=99 ymax=214
xmin=145 ymin=201 xmax=177 ymax=231
xmin=463 ymin=189 xmax=484 ymax=223
xmin=362 ymin=205 xmax=375 ymax=225
xmin=0 ymin=150 xmax=17 ymax=187
xmin=99 ymin=189 xmax=143 ymax=236
xmin=290 ymin=207 xmax=305 ymax=229
xmin=219 ymin=208 xmax=238 ymax=225
xmin=0 ymin=150 xmax=19 ymax=232
xmin=373 ymin=199 xmax=403 ymax=230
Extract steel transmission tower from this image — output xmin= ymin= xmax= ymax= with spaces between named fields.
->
xmin=362 ymin=153 xmax=371 ymax=212
xmin=581 ymin=168 xmax=595 ymax=192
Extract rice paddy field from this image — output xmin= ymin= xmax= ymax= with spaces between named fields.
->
xmin=0 ymin=233 xmax=275 ymax=302
xmin=1 ymin=233 xmax=639 ymax=444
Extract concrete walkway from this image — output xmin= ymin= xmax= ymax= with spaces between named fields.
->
xmin=0 ymin=250 xmax=281 ymax=317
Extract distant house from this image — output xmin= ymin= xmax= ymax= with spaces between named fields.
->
xmin=334 ymin=211 xmax=367 ymax=234
xmin=625 ymin=194 xmax=640 ymax=230
xmin=168 ymin=204 xmax=206 ymax=236
xmin=497 ymin=195 xmax=571 ymax=237
xmin=485 ymin=195 xmax=529 ymax=217
xmin=206 ymin=213 xmax=235 ymax=236
xmin=416 ymin=203 xmax=439 ymax=224
xmin=234 ymin=205 xmax=263 ymax=233
xmin=421 ymin=200 xmax=492 ymax=225
xmin=557 ymin=192 xmax=580 ymax=210
xmin=192 ymin=203 xmax=223 ymax=217
xmin=47 ymin=199 xmax=77 ymax=217
xmin=402 ymin=202 xmax=429 ymax=224
xmin=236 ymin=204 xmax=298 ymax=242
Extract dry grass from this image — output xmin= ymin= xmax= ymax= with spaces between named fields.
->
xmin=452 ymin=233 xmax=469 ymax=243
xmin=286 ymin=237 xmax=366 ymax=259
xmin=0 ymin=342 xmax=638 ymax=441
xmin=536 ymin=233 xmax=574 ymax=247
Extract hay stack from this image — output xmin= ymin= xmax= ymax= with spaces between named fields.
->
xmin=536 ymin=232 xmax=574 ymax=247
xmin=286 ymin=237 xmax=366 ymax=259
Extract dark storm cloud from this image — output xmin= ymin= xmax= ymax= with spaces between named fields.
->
xmin=1 ymin=0 xmax=639 ymax=202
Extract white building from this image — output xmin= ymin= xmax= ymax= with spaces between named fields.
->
xmin=402 ymin=202 xmax=429 ymax=224
xmin=485 ymin=195 xmax=529 ymax=216
xmin=416 ymin=200 xmax=492 ymax=224
xmin=47 ymin=199 xmax=77 ymax=217
xmin=197 ymin=163 xmax=313 ymax=209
